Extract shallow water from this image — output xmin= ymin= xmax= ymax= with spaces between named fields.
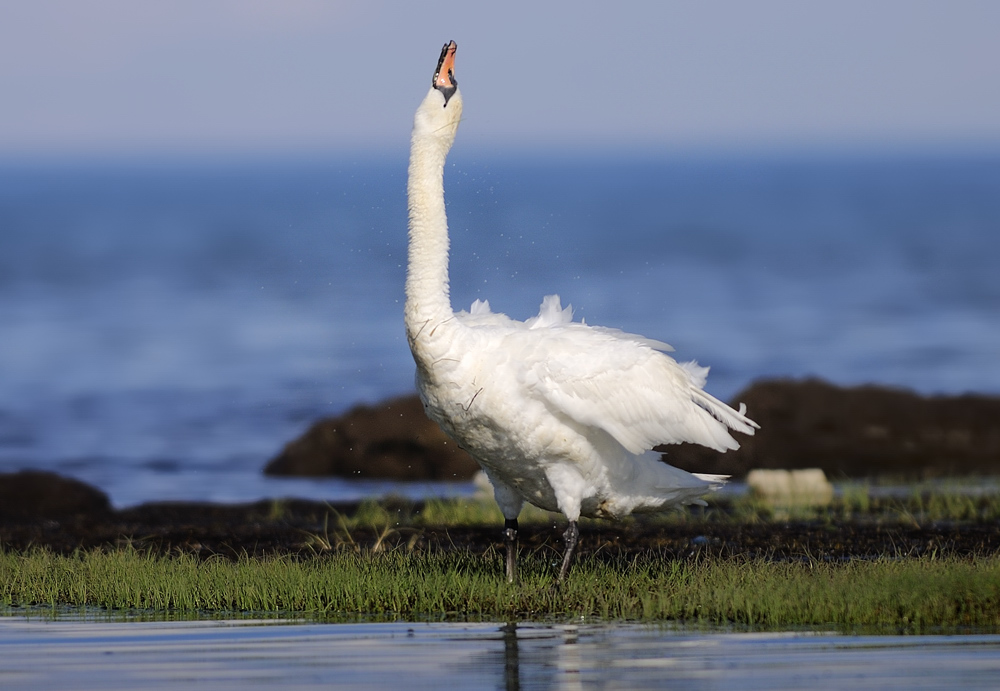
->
xmin=2 ymin=617 xmax=1000 ymax=690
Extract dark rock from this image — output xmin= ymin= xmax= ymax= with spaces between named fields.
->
xmin=264 ymin=395 xmax=480 ymax=480
xmin=0 ymin=470 xmax=111 ymax=519
xmin=267 ymin=379 xmax=1000 ymax=482
xmin=663 ymin=378 xmax=1000 ymax=479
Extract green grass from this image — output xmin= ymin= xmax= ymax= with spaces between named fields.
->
xmin=276 ymin=483 xmax=1000 ymax=543
xmin=4 ymin=484 xmax=999 ymax=628
xmin=2 ymin=547 xmax=999 ymax=630
xmin=341 ymin=485 xmax=1000 ymax=532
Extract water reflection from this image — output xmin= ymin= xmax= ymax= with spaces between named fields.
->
xmin=492 ymin=622 xmax=575 ymax=691
xmin=2 ymin=616 xmax=1000 ymax=690
xmin=502 ymin=622 xmax=521 ymax=691
xmin=488 ymin=622 xmax=1000 ymax=691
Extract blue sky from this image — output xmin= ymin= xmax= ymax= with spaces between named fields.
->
xmin=2 ymin=0 xmax=999 ymax=158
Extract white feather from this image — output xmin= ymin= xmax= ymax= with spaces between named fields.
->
xmin=404 ymin=47 xmax=758 ymax=527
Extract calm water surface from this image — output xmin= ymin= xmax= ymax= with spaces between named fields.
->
xmin=2 ymin=617 xmax=1000 ymax=690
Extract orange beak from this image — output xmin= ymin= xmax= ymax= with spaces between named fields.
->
xmin=434 ymin=41 xmax=457 ymax=90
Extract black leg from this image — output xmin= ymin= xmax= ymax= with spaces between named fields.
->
xmin=556 ymin=520 xmax=579 ymax=583
xmin=503 ymin=518 xmax=519 ymax=584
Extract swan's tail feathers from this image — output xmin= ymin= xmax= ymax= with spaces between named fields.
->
xmin=693 ymin=472 xmax=729 ymax=487
xmin=671 ymin=473 xmax=727 ymax=507
xmin=637 ymin=459 xmax=728 ymax=509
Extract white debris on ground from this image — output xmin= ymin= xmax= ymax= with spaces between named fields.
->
xmin=747 ymin=468 xmax=834 ymax=507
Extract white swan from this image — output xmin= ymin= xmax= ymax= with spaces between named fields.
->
xmin=405 ymin=42 xmax=758 ymax=583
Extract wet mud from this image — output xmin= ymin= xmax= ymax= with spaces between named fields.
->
xmin=2 ymin=497 xmax=998 ymax=563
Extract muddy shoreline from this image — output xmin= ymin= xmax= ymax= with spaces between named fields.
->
xmin=3 ymin=497 xmax=998 ymax=563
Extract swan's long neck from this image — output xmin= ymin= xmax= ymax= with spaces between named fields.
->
xmin=405 ymin=120 xmax=455 ymax=334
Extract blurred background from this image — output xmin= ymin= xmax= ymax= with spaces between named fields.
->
xmin=1 ymin=1 xmax=998 ymax=506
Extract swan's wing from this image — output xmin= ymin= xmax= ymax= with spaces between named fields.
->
xmin=521 ymin=324 xmax=757 ymax=455
xmin=525 ymin=295 xmax=675 ymax=351
xmin=524 ymin=294 xmax=574 ymax=328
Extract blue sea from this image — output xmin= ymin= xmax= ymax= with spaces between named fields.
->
xmin=1 ymin=153 xmax=998 ymax=507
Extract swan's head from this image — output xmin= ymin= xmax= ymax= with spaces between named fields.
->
xmin=412 ymin=41 xmax=463 ymax=148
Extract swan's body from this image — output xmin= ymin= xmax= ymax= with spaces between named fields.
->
xmin=405 ymin=42 xmax=758 ymax=581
